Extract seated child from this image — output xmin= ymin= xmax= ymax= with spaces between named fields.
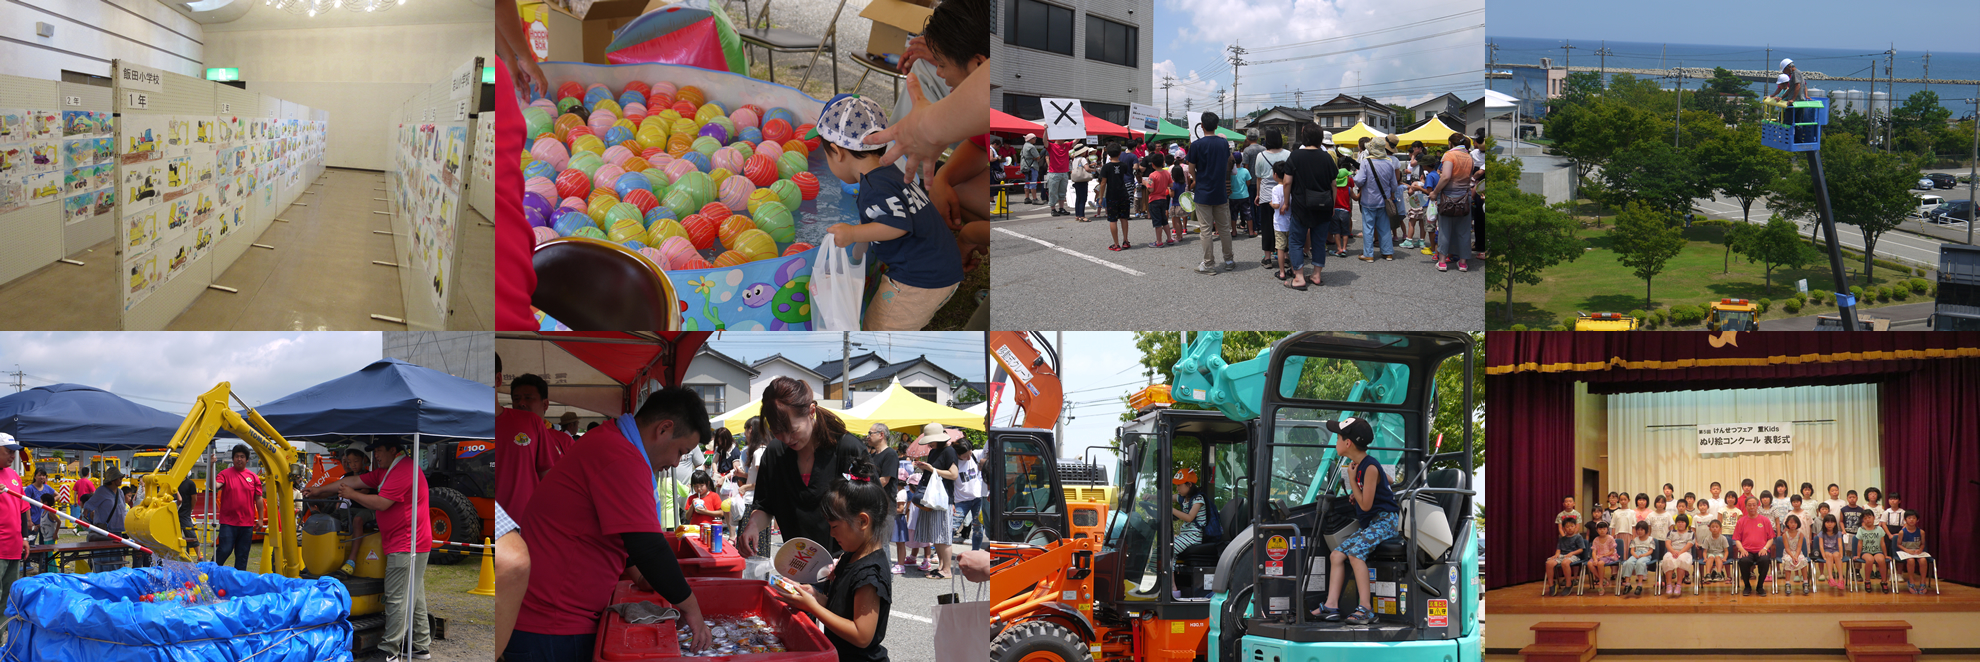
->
xmin=1619 ymin=521 xmax=1657 ymax=597
xmin=1856 ymin=514 xmax=1890 ymax=592
xmin=1542 ymin=517 xmax=1586 ymax=596
xmin=1817 ymin=513 xmax=1846 ymax=592
xmin=1587 ymin=521 xmax=1619 ymax=592
xmin=816 ymin=94 xmax=965 ymax=331
xmin=1778 ymin=513 xmax=1812 ymax=594
xmin=1894 ymin=511 xmax=1930 ymax=594
xmin=1697 ymin=519 xmax=1731 ymax=584
xmin=1658 ymin=514 xmax=1695 ymax=597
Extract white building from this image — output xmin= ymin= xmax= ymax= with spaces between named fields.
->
xmin=747 ymin=354 xmax=829 ymax=403
xmin=992 ymin=0 xmax=1153 ymax=126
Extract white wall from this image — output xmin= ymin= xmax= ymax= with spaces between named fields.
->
xmin=1607 ymin=384 xmax=1883 ymax=504
xmin=0 ymin=0 xmax=205 ymax=81
xmin=748 ymin=361 xmax=824 ymax=403
xmin=203 ymin=21 xmax=490 ymax=170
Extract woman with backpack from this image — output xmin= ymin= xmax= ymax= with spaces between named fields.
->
xmin=1279 ymin=124 xmax=1337 ymax=290
xmin=1429 ymin=133 xmax=1475 ymax=273
xmin=1070 ymin=145 xmax=1097 ymax=222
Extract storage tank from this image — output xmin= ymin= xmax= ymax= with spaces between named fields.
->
xmin=1871 ymin=91 xmax=1890 ymax=118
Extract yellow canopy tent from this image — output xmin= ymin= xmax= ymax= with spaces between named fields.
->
xmin=1394 ymin=116 xmax=1459 ymax=147
xmin=1330 ymin=121 xmax=1387 ymax=148
xmin=713 ymin=397 xmax=864 ymax=433
xmin=843 ymin=379 xmax=987 ymax=432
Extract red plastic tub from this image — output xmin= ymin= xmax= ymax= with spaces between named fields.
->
xmin=593 ymin=577 xmax=835 ymax=661
xmin=671 ymin=532 xmax=746 ymax=579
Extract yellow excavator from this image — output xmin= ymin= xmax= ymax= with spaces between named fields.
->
xmin=127 ymin=382 xmax=304 ymax=577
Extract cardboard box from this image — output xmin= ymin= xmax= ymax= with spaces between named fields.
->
xmin=858 ymin=0 xmax=933 ymax=59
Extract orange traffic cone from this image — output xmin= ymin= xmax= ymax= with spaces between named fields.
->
xmin=468 ymin=538 xmax=495 ymax=596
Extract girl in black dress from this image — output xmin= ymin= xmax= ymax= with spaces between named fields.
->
xmin=771 ymin=459 xmax=894 ymax=662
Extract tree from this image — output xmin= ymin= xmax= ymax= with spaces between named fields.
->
xmin=1736 ymin=215 xmax=1818 ymax=295
xmin=1599 ymin=140 xmax=1713 ymax=215
xmin=1688 ymin=67 xmax=1759 ymax=125
xmin=1484 ymin=156 xmax=1583 ymax=325
xmin=1765 ymin=134 xmax=1919 ymax=283
xmin=1554 ymin=71 xmax=1606 ymax=109
xmin=1699 ymin=219 xmax=1757 ymax=273
xmin=1892 ymin=91 xmax=1952 ymax=144
xmin=1609 ymin=202 xmax=1687 ymax=310
xmin=1694 ymin=124 xmax=1793 ymax=222
xmin=1544 ymin=97 xmax=1665 ymax=181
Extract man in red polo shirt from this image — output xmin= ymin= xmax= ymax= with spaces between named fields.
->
xmin=212 ymin=446 xmax=262 ymax=571
xmin=506 ymin=387 xmax=716 ymax=661
xmin=495 ymin=356 xmax=561 ymax=516
xmin=0 ymin=434 xmax=28 ymax=607
xmin=326 ymin=438 xmax=433 ymax=662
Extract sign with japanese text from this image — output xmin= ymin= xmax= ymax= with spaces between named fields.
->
xmin=1697 ymin=422 xmax=1793 ymax=455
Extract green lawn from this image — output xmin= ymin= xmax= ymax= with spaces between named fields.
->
xmin=1489 ymin=222 xmax=1928 ymax=329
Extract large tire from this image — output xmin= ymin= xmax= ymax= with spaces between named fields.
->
xmin=428 ymin=487 xmax=481 ymax=565
xmin=991 ymin=620 xmax=1090 ymax=662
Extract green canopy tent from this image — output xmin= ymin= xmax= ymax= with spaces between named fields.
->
xmin=1149 ymin=119 xmax=1189 ymax=143
xmin=1214 ymin=126 xmax=1245 ymax=141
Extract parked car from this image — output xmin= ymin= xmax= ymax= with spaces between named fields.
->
xmin=1914 ymin=194 xmax=1945 ymax=218
xmin=1929 ymin=173 xmax=1957 ymax=189
xmin=1916 ymin=177 xmax=1936 ymax=190
xmin=1934 ymin=200 xmax=1976 ymax=226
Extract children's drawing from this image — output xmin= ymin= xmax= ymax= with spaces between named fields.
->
xmin=26 ymin=172 xmax=62 ymax=205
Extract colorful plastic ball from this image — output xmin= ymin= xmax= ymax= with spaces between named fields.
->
xmin=794 ymin=125 xmax=821 ymax=152
xmin=791 ymin=172 xmax=821 ymax=200
xmin=604 ymin=125 xmax=636 ymax=147
xmin=739 ymin=126 xmax=764 ymax=145
xmin=614 ymin=173 xmax=652 ymax=199
xmin=646 ymin=217 xmax=689 ymax=247
xmin=660 ymin=158 xmax=697 ymax=183
xmin=718 ymin=214 xmax=756 ymax=248
xmin=669 ymin=100 xmax=697 ymax=116
xmin=718 ymin=177 xmax=756 ymax=212
xmin=559 ymin=196 xmax=586 ymax=214
xmin=592 ymin=164 xmax=627 ymax=191
xmin=532 ymin=138 xmax=569 ymax=170
xmin=583 ymin=84 xmax=612 ymax=106
xmin=711 ymin=147 xmax=745 ymax=174
xmin=553 ymin=212 xmax=594 ymax=236
xmin=625 ymin=80 xmax=651 ymax=97
xmin=622 ymin=156 xmax=652 ymax=173
xmin=782 ymin=139 xmax=809 ymax=159
xmin=557 ymin=97 xmax=581 ymax=114
xmin=524 ymin=160 xmax=559 ymax=181
xmin=746 ymin=188 xmax=781 ymax=216
xmin=698 ymin=201 xmax=734 ymax=222
xmin=730 ymin=106 xmax=761 ymax=129
xmin=677 ymin=255 xmax=713 ymax=270
xmin=691 ymin=103 xmax=723 ymax=124
xmin=602 ymin=144 xmax=634 ymax=166
xmin=677 ymin=85 xmax=707 ymax=108
xmin=572 ymin=226 xmax=608 ymax=240
xmin=712 ymin=250 xmax=750 ymax=268
xmin=525 ymin=108 xmax=554 ymax=141
xmin=742 ymin=154 xmax=779 ymax=187
xmin=623 ymin=188 xmax=661 ymax=215
xmin=670 ymin=117 xmax=700 ymax=138
xmin=707 ymin=116 xmax=736 ymax=138
xmin=691 ymin=136 xmax=722 ymax=158
xmin=555 ymin=169 xmax=590 ymax=200
xmin=679 ymin=151 xmax=712 ymax=173
xmin=607 ymin=218 xmax=646 ymax=244
xmin=586 ymin=193 xmax=620 ymax=223
xmin=764 ymin=180 xmax=798 ymax=211
xmin=641 ymin=169 xmax=673 ymax=191
xmin=622 ymin=239 xmax=647 ymax=251
xmin=732 ymin=228 xmax=777 ymax=261
xmin=751 ymin=201 xmax=795 ymax=243
xmin=587 ymin=112 xmax=617 ymax=135
xmin=783 ymin=242 xmax=815 ymax=256
xmin=618 ymin=90 xmax=646 ymax=109
xmin=708 ymin=167 xmax=733 ymax=186
xmin=534 ymin=227 xmax=560 ymax=244
xmin=557 ymin=81 xmax=585 ymax=101
xmin=654 ymin=108 xmax=684 ymax=126
xmin=655 ymin=236 xmax=697 ymax=269
xmin=754 ymin=140 xmax=783 ymax=162
xmin=593 ymin=98 xmax=623 ymax=119
xmin=697 ymin=123 xmax=729 ymax=145
xmin=643 ymin=205 xmax=677 ymax=227
xmin=636 ymin=125 xmax=668 ymax=150
xmin=730 ymin=141 xmax=755 ymax=163
xmin=524 ymin=192 xmax=554 ymax=226
xmin=525 ymin=177 xmax=559 ymax=203
xmin=666 ymin=133 xmax=695 ymax=158
xmin=762 ymin=118 xmax=793 ymax=144
xmin=650 ymin=81 xmax=676 ymax=102
xmin=683 ymin=214 xmax=719 ymax=250
xmin=638 ymin=246 xmax=669 ymax=266
xmin=606 ymin=201 xmax=644 ymax=227
xmin=662 ymin=187 xmax=701 ymax=219
xmin=764 ymin=107 xmax=797 ymax=127
xmin=565 ymin=124 xmax=594 ymax=142
xmin=568 ymin=157 xmax=602 ymax=179
xmin=570 ymin=134 xmax=606 ymax=157
xmin=624 ymin=103 xmax=647 ymax=125
xmin=673 ymin=171 xmax=716 ymax=208
xmin=776 ymin=151 xmax=807 ymax=178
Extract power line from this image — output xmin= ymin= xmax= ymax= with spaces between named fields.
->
xmin=1247 ymin=23 xmax=1484 ymax=65
xmin=1247 ymin=8 xmax=1482 ymax=53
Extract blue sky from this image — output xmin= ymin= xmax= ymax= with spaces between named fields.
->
xmin=0 ymin=332 xmax=382 ymax=414
xmin=1151 ymin=0 xmax=1485 ymax=120
xmin=1487 ymin=0 xmax=1973 ymax=53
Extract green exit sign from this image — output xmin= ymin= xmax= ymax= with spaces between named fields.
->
xmin=483 ymin=67 xmax=494 ymax=84
xmin=205 ymin=68 xmax=239 ymax=81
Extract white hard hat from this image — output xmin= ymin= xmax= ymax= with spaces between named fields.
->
xmin=1780 ymin=58 xmax=1793 ymax=70
xmin=1777 ymin=74 xmax=1791 ymax=84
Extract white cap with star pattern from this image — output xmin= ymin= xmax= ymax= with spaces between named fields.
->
xmin=805 ymin=93 xmax=893 ymax=152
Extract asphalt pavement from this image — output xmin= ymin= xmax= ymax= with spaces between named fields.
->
xmin=1687 ymin=168 xmax=1976 ymax=270
xmin=1760 ymin=301 xmax=1939 ymax=330
xmin=990 ymin=184 xmax=1486 ymax=330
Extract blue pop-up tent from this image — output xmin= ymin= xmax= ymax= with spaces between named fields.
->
xmin=0 ymin=383 xmax=190 ymax=451
xmin=250 ymin=358 xmax=495 ymax=443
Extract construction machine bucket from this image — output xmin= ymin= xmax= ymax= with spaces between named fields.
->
xmin=126 ymin=493 xmax=188 ymax=561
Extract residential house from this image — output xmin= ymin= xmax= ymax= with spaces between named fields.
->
xmin=1247 ymin=106 xmax=1313 ymax=144
xmin=815 ymin=354 xmax=968 ymax=407
xmin=748 ymin=354 xmax=830 ymax=403
xmin=1311 ymin=94 xmax=1396 ymax=132
xmin=682 ymin=345 xmax=754 ymax=415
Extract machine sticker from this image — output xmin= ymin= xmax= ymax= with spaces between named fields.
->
xmin=1268 ymin=597 xmax=1289 ymax=612
xmin=1305 ymin=559 xmax=1327 ymax=591
xmin=1171 ymin=622 xmax=1184 ymax=634
xmin=1376 ymin=597 xmax=1397 ymax=614
xmin=1264 ymin=535 xmax=1288 ymax=577
xmin=1373 ymin=580 xmax=1396 ymax=598
xmin=1063 ymin=591 xmax=1078 ymax=601
xmin=1204 ymin=574 xmax=1215 ymax=590
xmin=1427 ymin=599 xmax=1448 ymax=627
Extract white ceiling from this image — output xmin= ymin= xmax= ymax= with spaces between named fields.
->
xmin=172 ymin=0 xmax=491 ymax=30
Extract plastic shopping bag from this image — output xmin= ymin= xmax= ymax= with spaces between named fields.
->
xmin=811 ymin=232 xmax=866 ymax=331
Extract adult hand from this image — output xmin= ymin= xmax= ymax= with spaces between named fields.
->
xmin=866 ymin=73 xmax=945 ymax=183
xmin=512 ymin=57 xmax=549 ymax=103
xmin=898 ymin=36 xmax=935 ymax=75
xmin=930 ymin=172 xmax=962 ymax=231
xmin=738 ymin=511 xmax=766 ymax=557
xmin=677 ymin=594 xmax=714 ymax=653
xmin=956 ymin=550 xmax=990 ymax=582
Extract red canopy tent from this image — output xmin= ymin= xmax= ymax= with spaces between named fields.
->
xmin=495 ymin=332 xmax=710 ymax=416
xmin=1080 ymin=111 xmax=1135 ymax=138
xmin=990 ymin=109 xmax=1042 ymax=135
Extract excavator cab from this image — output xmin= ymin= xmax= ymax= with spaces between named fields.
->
xmin=1208 ymin=332 xmax=1479 ymax=662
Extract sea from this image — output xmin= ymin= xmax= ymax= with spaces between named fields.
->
xmin=1485 ymin=36 xmax=1980 ymax=119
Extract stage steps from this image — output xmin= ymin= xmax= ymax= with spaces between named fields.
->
xmin=1520 ymin=622 xmax=1599 ymax=662
xmin=1842 ymin=621 xmax=1918 ymax=662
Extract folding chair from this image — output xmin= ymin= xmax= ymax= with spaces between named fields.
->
xmin=1894 ymin=552 xmax=1941 ymax=595
xmin=1619 ymin=540 xmax=1666 ymax=596
xmin=733 ymin=0 xmax=844 ymax=94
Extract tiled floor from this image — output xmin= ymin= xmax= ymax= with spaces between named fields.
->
xmin=0 ymin=167 xmax=491 ymax=330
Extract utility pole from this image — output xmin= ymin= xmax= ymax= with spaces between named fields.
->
xmin=7 ymin=366 xmax=22 ymax=393
xmin=1968 ymin=93 xmax=1977 ymax=246
xmin=1486 ymin=41 xmax=1499 ymax=92
xmin=1595 ymin=41 xmax=1613 ymax=80
xmin=1763 ymin=46 xmax=1771 ymax=99
xmin=1922 ymin=51 xmax=1930 ymax=96
xmin=1561 ymin=39 xmax=1576 ymax=72
xmin=1674 ymin=65 xmax=1686 ymax=149
xmin=1163 ymin=76 xmax=1176 ymax=120
xmin=1054 ymin=331 xmax=1063 ymax=444
xmin=1886 ymin=47 xmax=1896 ymax=152
xmin=1228 ymin=44 xmax=1247 ymax=122
xmin=841 ymin=332 xmax=853 ymax=409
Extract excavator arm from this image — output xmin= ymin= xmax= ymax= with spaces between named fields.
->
xmin=128 ymin=382 xmax=304 ymax=577
xmin=988 ymin=331 xmax=1063 ymax=430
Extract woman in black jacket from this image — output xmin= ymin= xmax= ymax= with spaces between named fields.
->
xmin=1282 ymin=124 xmax=1337 ymax=290
xmin=740 ymin=376 xmax=872 ymax=556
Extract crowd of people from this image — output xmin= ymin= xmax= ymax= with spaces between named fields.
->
xmin=991 ymin=115 xmax=1489 ymax=287
xmin=1542 ymin=479 xmax=1936 ymax=599
xmin=495 ymin=368 xmax=990 ymax=662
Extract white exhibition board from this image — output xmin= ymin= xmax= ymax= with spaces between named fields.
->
xmin=470 ymin=111 xmax=494 ymax=220
xmin=385 ymin=57 xmax=481 ymax=331
xmin=0 ymin=74 xmax=113 ymax=289
xmin=114 ymin=59 xmax=327 ymax=330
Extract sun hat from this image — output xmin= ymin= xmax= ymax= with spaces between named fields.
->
xmin=804 ymin=93 xmax=893 ymax=151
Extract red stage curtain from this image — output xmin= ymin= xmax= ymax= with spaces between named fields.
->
xmin=1881 ymin=357 xmax=1980 ymax=587
xmin=1484 ymin=371 xmax=1579 ymax=590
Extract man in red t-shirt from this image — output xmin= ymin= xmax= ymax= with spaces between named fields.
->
xmin=318 ymin=438 xmax=434 ymax=662
xmin=212 ymin=446 xmax=263 ymax=571
xmin=71 ymin=468 xmax=95 ymax=531
xmin=495 ymin=365 xmax=564 ymax=516
xmin=0 ymin=435 xmax=28 ymax=607
xmin=506 ymin=387 xmax=716 ymax=661
xmin=1045 ymin=139 xmax=1073 ymax=215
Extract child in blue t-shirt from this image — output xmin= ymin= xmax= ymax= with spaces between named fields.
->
xmin=816 ymin=94 xmax=964 ymax=331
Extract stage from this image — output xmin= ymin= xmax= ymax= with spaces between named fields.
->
xmin=1483 ymin=580 xmax=1980 ymax=655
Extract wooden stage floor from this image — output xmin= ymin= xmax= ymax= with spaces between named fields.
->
xmin=1487 ymin=579 xmax=1980 ymax=614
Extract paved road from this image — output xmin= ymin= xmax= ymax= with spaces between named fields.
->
xmin=1760 ymin=301 xmax=1939 ymax=330
xmin=1687 ymin=168 xmax=1976 ymax=269
xmin=990 ymin=186 xmax=1486 ymax=330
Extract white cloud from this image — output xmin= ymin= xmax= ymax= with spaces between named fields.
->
xmin=1151 ymin=59 xmax=1229 ymax=117
xmin=0 ymin=332 xmax=385 ymax=412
